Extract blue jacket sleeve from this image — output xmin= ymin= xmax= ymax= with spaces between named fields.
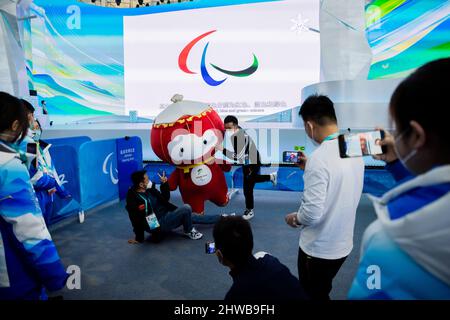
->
xmin=0 ymin=160 xmax=68 ymax=292
xmin=34 ymin=174 xmax=58 ymax=191
xmin=385 ymin=160 xmax=412 ymax=183
xmin=55 ymin=183 xmax=70 ymax=198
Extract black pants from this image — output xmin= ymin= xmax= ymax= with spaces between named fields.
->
xmin=243 ymin=165 xmax=271 ymax=210
xmin=297 ymin=247 xmax=347 ymax=300
xmin=134 ymin=225 xmax=163 ymax=243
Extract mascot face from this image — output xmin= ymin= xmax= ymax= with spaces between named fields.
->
xmin=168 ymin=128 xmax=219 ymax=164
xmin=151 ymin=104 xmax=224 ymax=166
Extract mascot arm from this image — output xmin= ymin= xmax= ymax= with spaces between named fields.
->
xmin=159 ymin=182 xmax=171 ymax=202
xmin=168 ymin=170 xmax=179 ymax=191
xmin=219 ymin=163 xmax=232 ymax=172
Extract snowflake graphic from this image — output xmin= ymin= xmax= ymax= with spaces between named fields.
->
xmin=290 ymin=13 xmax=319 ymax=35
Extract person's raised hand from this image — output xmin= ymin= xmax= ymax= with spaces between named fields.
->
xmin=158 ymin=171 xmax=168 ymax=184
xmin=373 ymin=127 xmax=397 ymax=163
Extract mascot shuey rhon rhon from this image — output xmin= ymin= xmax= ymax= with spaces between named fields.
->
xmin=151 ymin=94 xmax=231 ymax=214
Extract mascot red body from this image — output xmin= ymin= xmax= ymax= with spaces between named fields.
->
xmin=151 ymin=95 xmax=231 ymax=214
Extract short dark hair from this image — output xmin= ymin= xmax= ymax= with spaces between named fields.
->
xmin=21 ymin=99 xmax=35 ymax=114
xmin=213 ymin=216 xmax=253 ymax=267
xmin=224 ymin=115 xmax=238 ymax=126
xmin=390 ymin=58 xmax=449 ymax=149
xmin=131 ymin=170 xmax=147 ymax=188
xmin=299 ymin=94 xmax=337 ymax=126
xmin=0 ymin=92 xmax=29 ymax=143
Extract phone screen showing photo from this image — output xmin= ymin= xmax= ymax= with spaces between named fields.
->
xmin=205 ymin=242 xmax=216 ymax=254
xmin=283 ymin=151 xmax=300 ymax=163
xmin=343 ymin=131 xmax=383 ymax=157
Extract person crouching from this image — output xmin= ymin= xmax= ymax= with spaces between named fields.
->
xmin=126 ymin=170 xmax=203 ymax=244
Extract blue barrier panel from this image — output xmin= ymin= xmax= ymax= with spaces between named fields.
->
xmin=143 ymin=163 xmax=397 ymax=196
xmin=117 ymin=137 xmax=143 ymax=200
xmin=79 ymin=139 xmax=119 ymax=211
xmin=48 ymin=144 xmax=82 ymax=225
xmin=46 ymin=136 xmax=91 ymax=152
xmin=233 ymin=166 xmax=304 ymax=191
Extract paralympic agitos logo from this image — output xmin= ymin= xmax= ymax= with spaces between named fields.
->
xmin=178 ymin=30 xmax=259 ymax=86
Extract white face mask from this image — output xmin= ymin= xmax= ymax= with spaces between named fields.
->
xmin=394 ymin=130 xmax=417 ymax=171
xmin=147 ymin=181 xmax=153 ymax=189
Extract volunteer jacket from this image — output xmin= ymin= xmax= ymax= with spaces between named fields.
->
xmin=27 ymin=140 xmax=68 ymax=198
xmin=348 ymin=161 xmax=450 ymax=299
xmin=0 ymin=141 xmax=68 ymax=300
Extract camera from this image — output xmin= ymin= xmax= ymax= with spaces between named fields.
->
xmin=205 ymin=241 xmax=216 ymax=254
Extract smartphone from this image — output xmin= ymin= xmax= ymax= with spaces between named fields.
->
xmin=338 ymin=130 xmax=386 ymax=158
xmin=282 ymin=151 xmax=304 ymax=163
xmin=205 ymin=241 xmax=216 ymax=254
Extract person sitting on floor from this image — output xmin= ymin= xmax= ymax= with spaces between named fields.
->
xmin=213 ymin=216 xmax=308 ymax=301
xmin=126 ymin=170 xmax=203 ymax=244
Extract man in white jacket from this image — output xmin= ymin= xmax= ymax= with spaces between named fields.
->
xmin=285 ymin=95 xmax=364 ymax=300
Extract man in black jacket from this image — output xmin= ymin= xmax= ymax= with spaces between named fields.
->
xmin=213 ymin=216 xmax=308 ymax=301
xmin=217 ymin=115 xmax=277 ymax=220
xmin=126 ymin=170 xmax=203 ymax=244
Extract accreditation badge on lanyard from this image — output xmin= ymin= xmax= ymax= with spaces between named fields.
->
xmin=138 ymin=194 xmax=160 ymax=230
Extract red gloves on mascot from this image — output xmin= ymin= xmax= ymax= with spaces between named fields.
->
xmin=151 ymin=95 xmax=231 ymax=214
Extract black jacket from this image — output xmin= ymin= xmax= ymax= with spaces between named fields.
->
xmin=223 ymin=127 xmax=261 ymax=165
xmin=225 ymin=255 xmax=308 ymax=301
xmin=125 ymin=182 xmax=177 ymax=232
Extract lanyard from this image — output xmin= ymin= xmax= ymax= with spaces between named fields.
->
xmin=138 ymin=193 xmax=152 ymax=214
xmin=36 ymin=143 xmax=53 ymax=173
xmin=323 ymin=132 xmax=339 ymax=142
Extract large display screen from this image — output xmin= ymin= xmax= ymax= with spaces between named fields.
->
xmin=365 ymin=0 xmax=450 ymax=79
xmin=123 ymin=0 xmax=319 ymax=120
xmin=28 ymin=0 xmax=319 ymax=120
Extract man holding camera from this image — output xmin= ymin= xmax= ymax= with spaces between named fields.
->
xmin=285 ymin=95 xmax=364 ymax=300
xmin=213 ymin=216 xmax=308 ymax=301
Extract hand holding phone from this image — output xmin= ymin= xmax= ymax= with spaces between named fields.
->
xmin=372 ymin=128 xmax=398 ymax=163
xmin=283 ymin=151 xmax=307 ymax=169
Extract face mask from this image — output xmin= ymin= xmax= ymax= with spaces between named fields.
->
xmin=0 ymin=132 xmax=23 ymax=145
xmin=394 ymin=130 xmax=417 ymax=170
xmin=147 ymin=181 xmax=153 ymax=189
xmin=31 ymin=129 xmax=42 ymax=142
xmin=225 ymin=129 xmax=235 ymax=136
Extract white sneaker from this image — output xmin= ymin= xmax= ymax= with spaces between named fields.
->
xmin=242 ymin=209 xmax=254 ymax=220
xmin=221 ymin=213 xmax=236 ymax=217
xmin=185 ymin=227 xmax=203 ymax=240
xmin=270 ymin=172 xmax=278 ymax=187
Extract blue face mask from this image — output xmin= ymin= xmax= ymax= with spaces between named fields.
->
xmin=0 ymin=132 xmax=22 ymax=145
xmin=0 ymin=135 xmax=29 ymax=165
xmin=31 ymin=129 xmax=42 ymax=142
